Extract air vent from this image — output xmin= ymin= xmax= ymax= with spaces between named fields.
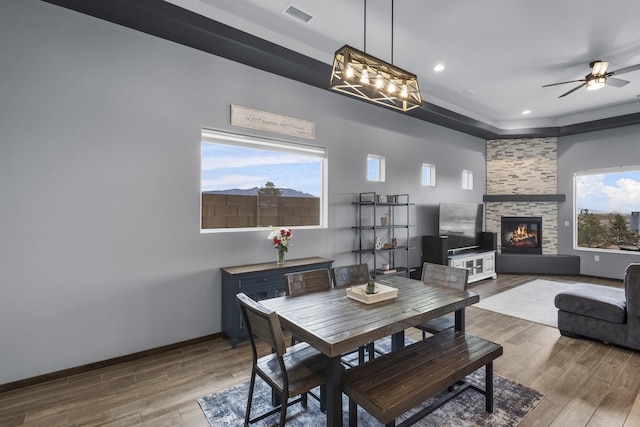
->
xmin=283 ymin=4 xmax=313 ymax=23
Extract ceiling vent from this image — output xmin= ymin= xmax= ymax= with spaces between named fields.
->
xmin=283 ymin=4 xmax=313 ymax=23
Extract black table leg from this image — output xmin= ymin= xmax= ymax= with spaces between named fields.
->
xmin=391 ymin=330 xmax=405 ymax=351
xmin=326 ymin=355 xmax=343 ymax=427
xmin=455 ymin=308 xmax=465 ymax=332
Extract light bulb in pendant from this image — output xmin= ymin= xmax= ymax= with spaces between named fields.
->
xmin=400 ymin=84 xmax=408 ymax=98
xmin=360 ymin=69 xmax=369 ymax=84
xmin=387 ymin=82 xmax=396 ymax=93
xmin=375 ymin=73 xmax=384 ymax=89
xmin=345 ymin=64 xmax=354 ymax=79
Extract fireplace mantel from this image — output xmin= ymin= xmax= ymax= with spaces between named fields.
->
xmin=483 ymin=194 xmax=566 ymax=202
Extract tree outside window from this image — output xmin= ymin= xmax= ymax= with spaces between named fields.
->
xmin=575 ymin=168 xmax=640 ymax=252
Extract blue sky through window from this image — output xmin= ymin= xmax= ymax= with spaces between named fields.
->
xmin=201 ymin=142 xmax=321 ymax=197
xmin=576 ymin=170 xmax=640 ymax=213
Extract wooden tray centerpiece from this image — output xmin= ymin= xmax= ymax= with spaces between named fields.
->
xmin=346 ymin=281 xmax=398 ymax=304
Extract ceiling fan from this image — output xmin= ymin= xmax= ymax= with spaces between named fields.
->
xmin=542 ymin=60 xmax=640 ymax=98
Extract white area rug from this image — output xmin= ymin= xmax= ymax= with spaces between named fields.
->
xmin=474 ymin=279 xmax=575 ymax=327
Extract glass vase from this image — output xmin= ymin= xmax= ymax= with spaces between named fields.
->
xmin=276 ymin=247 xmax=286 ymax=265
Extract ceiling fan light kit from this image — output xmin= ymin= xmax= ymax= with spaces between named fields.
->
xmin=543 ymin=60 xmax=640 ymax=98
xmin=329 ymin=0 xmax=421 ymax=112
xmin=586 ymin=76 xmax=606 ymax=91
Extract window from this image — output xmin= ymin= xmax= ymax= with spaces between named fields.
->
xmin=462 ymin=170 xmax=473 ymax=190
xmin=201 ymin=129 xmax=326 ymax=231
xmin=421 ymin=163 xmax=436 ymax=187
xmin=575 ymin=167 xmax=640 ymax=251
xmin=367 ymin=154 xmax=386 ymax=182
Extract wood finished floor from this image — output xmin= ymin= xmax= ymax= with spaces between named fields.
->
xmin=1 ymin=273 xmax=638 ymax=427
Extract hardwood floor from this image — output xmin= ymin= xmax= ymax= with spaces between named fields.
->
xmin=1 ymin=273 xmax=638 ymax=427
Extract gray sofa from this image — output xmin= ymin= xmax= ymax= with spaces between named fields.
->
xmin=554 ymin=263 xmax=640 ymax=351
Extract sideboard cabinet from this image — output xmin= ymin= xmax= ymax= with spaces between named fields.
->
xmin=221 ymin=256 xmax=334 ymax=348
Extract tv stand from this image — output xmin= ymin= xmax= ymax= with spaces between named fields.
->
xmin=421 ymin=233 xmax=498 ymax=284
xmin=448 ymin=250 xmax=497 ymax=283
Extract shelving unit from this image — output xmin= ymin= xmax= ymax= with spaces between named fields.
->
xmin=353 ymin=192 xmax=414 ymax=279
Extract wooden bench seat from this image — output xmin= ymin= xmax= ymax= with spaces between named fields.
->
xmin=342 ymin=330 xmax=503 ymax=427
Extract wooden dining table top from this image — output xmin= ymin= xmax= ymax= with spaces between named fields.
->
xmin=260 ymin=275 xmax=480 ymax=358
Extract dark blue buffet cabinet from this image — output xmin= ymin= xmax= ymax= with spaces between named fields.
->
xmin=221 ymin=256 xmax=334 ymax=348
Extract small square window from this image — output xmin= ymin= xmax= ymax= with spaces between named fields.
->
xmin=421 ymin=163 xmax=436 ymax=187
xmin=367 ymin=154 xmax=386 ymax=182
xmin=462 ymin=169 xmax=473 ymax=190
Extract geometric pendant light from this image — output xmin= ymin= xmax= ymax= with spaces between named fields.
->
xmin=329 ymin=0 xmax=422 ymax=112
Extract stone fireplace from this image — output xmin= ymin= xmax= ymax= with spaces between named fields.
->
xmin=485 ymin=137 xmax=559 ymax=255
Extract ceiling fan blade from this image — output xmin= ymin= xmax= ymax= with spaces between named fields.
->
xmin=558 ymin=83 xmax=587 ymax=98
xmin=607 ymin=77 xmax=630 ymax=87
xmin=609 ymin=63 xmax=640 ymax=76
xmin=542 ymin=79 xmax=585 ymax=88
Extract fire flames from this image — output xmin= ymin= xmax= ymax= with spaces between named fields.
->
xmin=510 ymin=225 xmax=538 ymax=245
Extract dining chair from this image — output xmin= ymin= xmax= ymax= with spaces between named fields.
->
xmin=284 ymin=268 xmax=332 ymax=297
xmin=331 ymin=264 xmax=382 ymax=364
xmin=236 ymin=292 xmax=328 ymax=426
xmin=414 ymin=262 xmax=470 ymax=339
xmin=284 ymin=268 xmax=332 ymax=347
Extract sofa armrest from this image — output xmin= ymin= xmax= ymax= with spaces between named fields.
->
xmin=625 ymin=264 xmax=640 ymax=345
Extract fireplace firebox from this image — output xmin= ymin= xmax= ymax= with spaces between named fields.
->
xmin=501 ymin=216 xmax=542 ymax=254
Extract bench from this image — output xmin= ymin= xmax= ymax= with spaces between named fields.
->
xmin=341 ymin=330 xmax=503 ymax=427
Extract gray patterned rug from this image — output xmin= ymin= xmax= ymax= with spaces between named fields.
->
xmin=198 ymin=339 xmax=543 ymax=426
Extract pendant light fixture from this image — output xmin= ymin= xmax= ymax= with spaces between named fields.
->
xmin=329 ymin=0 xmax=422 ymax=112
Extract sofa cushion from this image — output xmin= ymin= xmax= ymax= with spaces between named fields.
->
xmin=555 ymin=284 xmax=626 ymax=324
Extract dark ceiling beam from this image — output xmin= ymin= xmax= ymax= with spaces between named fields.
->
xmin=41 ymin=0 xmax=640 ymax=140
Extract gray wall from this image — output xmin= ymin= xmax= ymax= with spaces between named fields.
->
xmin=0 ymin=1 xmax=485 ymax=384
xmin=558 ymin=124 xmax=640 ymax=279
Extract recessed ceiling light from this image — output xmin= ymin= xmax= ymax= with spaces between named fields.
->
xmin=522 ymin=110 xmax=531 ymax=115
xmin=433 ymin=64 xmax=445 ymax=72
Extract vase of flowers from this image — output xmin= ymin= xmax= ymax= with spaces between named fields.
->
xmin=268 ymin=227 xmax=292 ymax=265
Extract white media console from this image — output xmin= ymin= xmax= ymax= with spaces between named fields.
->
xmin=421 ymin=234 xmax=498 ymax=284
xmin=448 ymin=249 xmax=497 ymax=284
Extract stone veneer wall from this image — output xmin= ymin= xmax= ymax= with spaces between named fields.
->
xmin=485 ymin=137 xmax=559 ymax=254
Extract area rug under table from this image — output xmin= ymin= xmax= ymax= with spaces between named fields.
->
xmin=474 ymin=279 xmax=576 ymax=327
xmin=198 ymin=366 xmax=542 ymax=427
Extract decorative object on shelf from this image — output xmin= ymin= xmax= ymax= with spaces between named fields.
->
xmin=391 ymin=238 xmax=398 ymax=248
xmin=267 ymin=227 xmax=292 ymax=265
xmin=375 ymin=237 xmax=383 ymax=250
xmin=381 ymin=215 xmax=388 ymax=226
xmin=377 ymin=194 xmax=387 ymax=203
xmin=381 ymin=263 xmax=390 ymax=271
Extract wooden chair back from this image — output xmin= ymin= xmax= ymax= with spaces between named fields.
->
xmin=331 ymin=264 xmax=370 ymax=287
xmin=284 ymin=268 xmax=332 ymax=296
xmin=236 ymin=292 xmax=286 ymax=357
xmin=421 ymin=262 xmax=469 ymax=290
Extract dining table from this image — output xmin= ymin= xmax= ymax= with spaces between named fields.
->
xmin=260 ymin=274 xmax=480 ymax=427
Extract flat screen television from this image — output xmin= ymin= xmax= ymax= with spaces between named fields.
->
xmin=438 ymin=203 xmax=483 ymax=250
